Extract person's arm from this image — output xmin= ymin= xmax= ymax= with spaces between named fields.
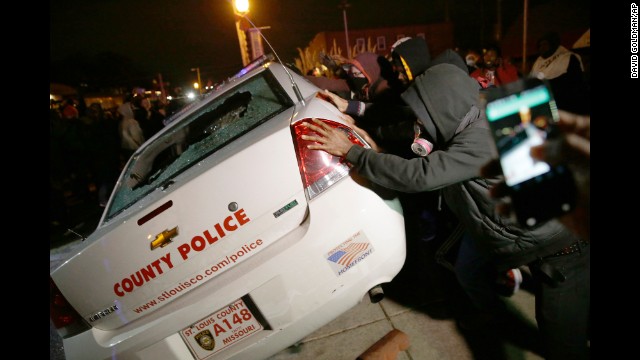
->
xmin=565 ymin=54 xmax=585 ymax=82
xmin=131 ymin=121 xmax=146 ymax=148
xmin=319 ymin=89 xmax=367 ymax=117
xmin=302 ymin=118 xmax=494 ymax=193
xmin=121 ymin=120 xmax=137 ymax=148
xmin=345 ymin=100 xmax=367 ymax=117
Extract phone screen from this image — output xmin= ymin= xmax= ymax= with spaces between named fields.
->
xmin=484 ymin=79 xmax=575 ymax=227
xmin=486 ymin=83 xmax=555 ymax=187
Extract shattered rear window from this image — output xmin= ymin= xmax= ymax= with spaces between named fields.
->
xmin=105 ymin=70 xmax=293 ymax=221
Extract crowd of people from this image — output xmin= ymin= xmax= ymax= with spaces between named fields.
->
xmin=51 ymin=30 xmax=590 ymax=359
xmin=303 ymin=31 xmax=589 ymax=359
xmin=50 ymin=92 xmax=169 ymax=234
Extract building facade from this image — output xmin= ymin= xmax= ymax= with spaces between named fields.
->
xmin=296 ymin=22 xmax=455 ymax=74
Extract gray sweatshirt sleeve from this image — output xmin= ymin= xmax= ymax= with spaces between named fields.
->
xmin=345 ymin=126 xmax=495 ymax=193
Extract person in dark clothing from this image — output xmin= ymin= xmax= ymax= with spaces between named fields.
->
xmin=133 ymin=95 xmax=165 ymax=140
xmin=530 ymin=31 xmax=590 ymax=114
xmin=318 ymin=40 xmax=465 ymax=306
xmin=323 ymin=45 xmax=471 ymax=161
xmin=50 ymin=108 xmax=71 ymax=231
xmin=301 ymin=62 xmax=590 ymax=360
xmin=320 ymin=38 xmax=434 ymax=155
xmin=88 ymin=103 xmax=122 ymax=207
xmin=390 ymin=37 xmax=431 ymax=89
xmin=307 ymin=51 xmax=397 ymax=106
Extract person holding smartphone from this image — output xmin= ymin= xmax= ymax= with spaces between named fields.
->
xmin=302 ymin=63 xmax=589 ymax=359
xmin=481 ymin=109 xmax=590 ymax=241
xmin=531 ymin=111 xmax=589 ymax=240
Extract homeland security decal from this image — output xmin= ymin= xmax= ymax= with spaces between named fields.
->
xmin=326 ymin=231 xmax=374 ymax=276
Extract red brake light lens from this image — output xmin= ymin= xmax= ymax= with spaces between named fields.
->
xmin=292 ymin=118 xmax=366 ymax=199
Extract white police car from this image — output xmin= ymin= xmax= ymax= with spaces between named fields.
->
xmin=50 ymin=56 xmax=406 ymax=360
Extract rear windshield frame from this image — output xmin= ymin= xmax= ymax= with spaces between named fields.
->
xmin=105 ymin=69 xmax=294 ymax=222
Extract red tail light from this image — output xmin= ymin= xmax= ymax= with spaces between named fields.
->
xmin=50 ymin=276 xmax=91 ymax=338
xmin=292 ymin=118 xmax=366 ymax=199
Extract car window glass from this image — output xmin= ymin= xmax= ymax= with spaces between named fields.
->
xmin=106 ymin=71 xmax=292 ymax=221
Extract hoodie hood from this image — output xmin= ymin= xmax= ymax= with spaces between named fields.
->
xmin=392 ymin=37 xmax=431 ymax=81
xmin=401 ymin=63 xmax=481 ymax=144
xmin=429 ymin=49 xmax=469 ymax=74
xmin=346 ymin=52 xmax=390 ymax=99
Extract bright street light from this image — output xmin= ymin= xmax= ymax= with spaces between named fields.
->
xmin=233 ymin=0 xmax=250 ymax=66
xmin=234 ymin=0 xmax=249 ymax=14
xmin=190 ymin=67 xmax=202 ymax=95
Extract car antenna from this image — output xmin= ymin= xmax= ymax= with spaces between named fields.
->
xmin=233 ymin=8 xmax=306 ymax=106
xmin=66 ymin=228 xmax=87 ymax=242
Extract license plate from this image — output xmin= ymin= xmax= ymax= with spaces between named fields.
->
xmin=180 ymin=298 xmax=263 ymax=359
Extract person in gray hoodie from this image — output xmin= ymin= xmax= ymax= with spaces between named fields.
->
xmin=301 ymin=62 xmax=590 ymax=360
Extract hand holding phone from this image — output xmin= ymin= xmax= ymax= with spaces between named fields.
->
xmin=483 ymin=78 xmax=577 ymax=228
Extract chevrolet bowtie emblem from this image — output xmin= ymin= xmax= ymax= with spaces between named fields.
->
xmin=150 ymin=227 xmax=179 ymax=250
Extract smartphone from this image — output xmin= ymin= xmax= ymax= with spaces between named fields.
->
xmin=483 ymin=78 xmax=576 ymax=227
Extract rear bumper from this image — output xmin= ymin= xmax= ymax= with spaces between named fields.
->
xmin=62 ymin=182 xmax=406 ymax=360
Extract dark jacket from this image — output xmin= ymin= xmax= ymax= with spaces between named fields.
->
xmin=344 ymin=63 xmax=578 ymax=269
xmin=369 ymin=49 xmax=469 ymax=156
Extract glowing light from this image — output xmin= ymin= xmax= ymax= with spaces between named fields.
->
xmin=234 ymin=0 xmax=249 ymax=14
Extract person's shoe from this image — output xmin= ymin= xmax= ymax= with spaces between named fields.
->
xmin=495 ymin=268 xmax=523 ymax=297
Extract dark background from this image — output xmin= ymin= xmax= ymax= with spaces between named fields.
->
xmin=50 ymin=0 xmax=589 ymax=91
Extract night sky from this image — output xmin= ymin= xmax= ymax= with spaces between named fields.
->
xmin=50 ymin=0 xmax=589 ymax=89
